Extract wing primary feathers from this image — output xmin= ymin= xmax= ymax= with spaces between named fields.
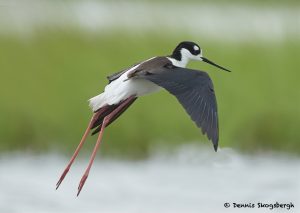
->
xmin=138 ymin=67 xmax=219 ymax=151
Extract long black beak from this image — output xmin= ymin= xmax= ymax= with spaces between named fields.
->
xmin=201 ymin=57 xmax=231 ymax=72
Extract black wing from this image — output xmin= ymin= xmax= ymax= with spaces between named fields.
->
xmin=107 ymin=69 xmax=128 ymax=83
xmin=139 ymin=67 xmax=219 ymax=151
xmin=107 ymin=62 xmax=139 ymax=83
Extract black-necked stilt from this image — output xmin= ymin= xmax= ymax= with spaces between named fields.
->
xmin=56 ymin=41 xmax=231 ymax=195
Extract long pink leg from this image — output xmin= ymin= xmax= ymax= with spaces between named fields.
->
xmin=77 ymin=96 xmax=136 ymax=196
xmin=56 ymin=108 xmax=106 ymax=190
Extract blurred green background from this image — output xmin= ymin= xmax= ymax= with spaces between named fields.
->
xmin=0 ymin=0 xmax=299 ymax=158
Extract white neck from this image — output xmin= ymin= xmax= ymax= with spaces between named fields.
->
xmin=167 ymin=57 xmax=189 ymax=68
xmin=167 ymin=48 xmax=192 ymax=68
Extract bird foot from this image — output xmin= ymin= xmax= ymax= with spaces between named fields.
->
xmin=77 ymin=172 xmax=89 ymax=196
xmin=56 ymin=166 xmax=70 ymax=190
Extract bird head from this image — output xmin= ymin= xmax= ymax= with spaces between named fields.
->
xmin=171 ymin=41 xmax=231 ymax=72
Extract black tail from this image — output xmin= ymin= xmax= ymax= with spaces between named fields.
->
xmin=91 ymin=97 xmax=138 ymax=135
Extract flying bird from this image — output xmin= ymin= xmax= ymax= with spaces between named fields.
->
xmin=56 ymin=41 xmax=231 ymax=195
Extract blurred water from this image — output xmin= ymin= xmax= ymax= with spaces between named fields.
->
xmin=0 ymin=146 xmax=299 ymax=213
xmin=0 ymin=0 xmax=300 ymax=41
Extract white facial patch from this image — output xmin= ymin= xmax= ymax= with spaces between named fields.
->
xmin=193 ymin=45 xmax=199 ymax=51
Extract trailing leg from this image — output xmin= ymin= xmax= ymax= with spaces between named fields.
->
xmin=77 ymin=96 xmax=136 ymax=196
xmin=56 ymin=106 xmax=109 ymax=189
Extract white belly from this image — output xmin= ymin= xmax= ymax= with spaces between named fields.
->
xmin=89 ymin=67 xmax=160 ymax=111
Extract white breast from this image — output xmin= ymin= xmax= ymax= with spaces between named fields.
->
xmin=89 ymin=63 xmax=160 ymax=111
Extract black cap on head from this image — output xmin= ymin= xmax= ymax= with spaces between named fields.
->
xmin=172 ymin=41 xmax=201 ymax=60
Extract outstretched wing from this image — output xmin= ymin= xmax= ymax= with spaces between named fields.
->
xmin=138 ymin=67 xmax=219 ymax=151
